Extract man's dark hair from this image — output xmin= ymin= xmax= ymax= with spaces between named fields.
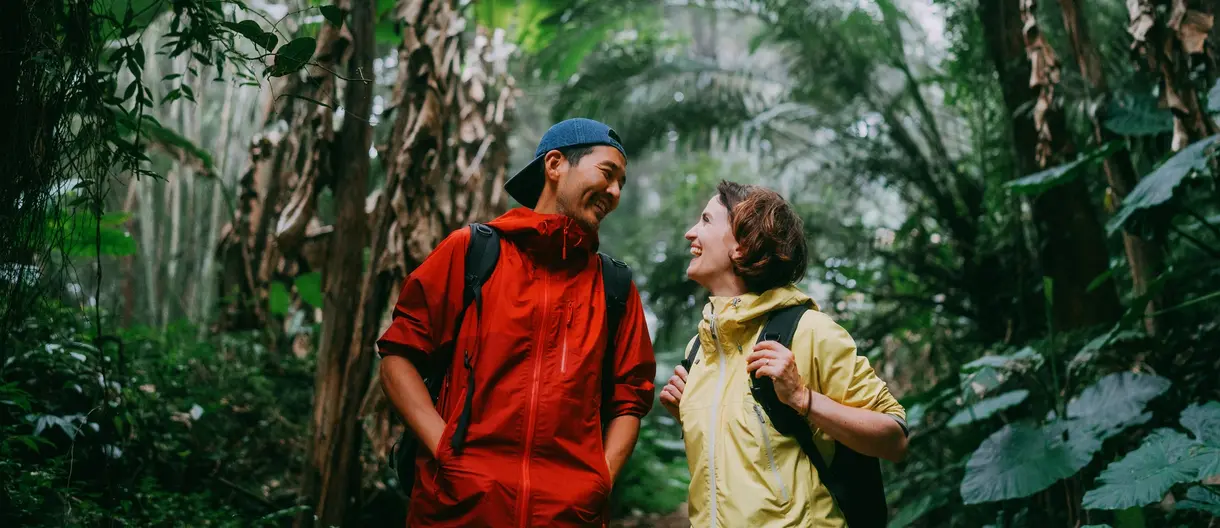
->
xmin=557 ymin=146 xmax=594 ymax=167
xmin=717 ymin=180 xmax=808 ymax=293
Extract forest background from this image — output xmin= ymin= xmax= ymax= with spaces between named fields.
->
xmin=4 ymin=0 xmax=1220 ymax=526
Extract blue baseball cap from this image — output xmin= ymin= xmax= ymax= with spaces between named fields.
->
xmin=505 ymin=118 xmax=626 ymax=208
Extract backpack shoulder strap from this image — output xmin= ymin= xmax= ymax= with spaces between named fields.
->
xmin=599 ymin=253 xmax=631 ymax=424
xmin=599 ymin=253 xmax=631 ymax=334
xmin=758 ymin=304 xmax=807 ymax=350
xmin=681 ymin=335 xmax=700 ymax=372
xmin=464 ymin=223 xmax=500 ymax=309
xmin=756 ymin=304 xmax=854 ymax=522
xmin=449 ymin=223 xmax=499 ymax=453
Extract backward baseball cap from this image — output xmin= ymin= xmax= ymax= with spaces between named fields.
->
xmin=505 ymin=118 xmax=626 ymax=208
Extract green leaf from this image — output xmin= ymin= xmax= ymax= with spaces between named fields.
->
xmin=1176 ymin=486 xmax=1220 ymax=515
xmin=1067 ymin=372 xmax=1171 ymax=441
xmin=1208 ymin=78 xmax=1220 ymax=113
xmin=1086 ymin=268 xmax=1114 ymax=293
xmin=1180 ymin=401 xmax=1220 ymax=446
xmin=1180 ymin=402 xmax=1220 ymax=479
xmin=947 ymin=390 xmax=1029 ymax=428
xmin=294 ymin=272 xmax=323 ymax=309
xmin=1107 ymin=134 xmax=1220 ymax=234
xmin=962 ymin=347 xmax=1044 ymax=374
xmin=320 ymin=5 xmax=345 ymax=27
xmin=1104 ymin=95 xmax=1174 ymax=137
xmin=1082 ymin=429 xmax=1205 ymax=510
xmin=960 ymin=421 xmax=1098 ymax=504
xmin=269 ymin=282 xmax=290 ymax=315
xmin=887 ymin=492 xmax=948 ymax=528
xmin=1006 ymin=142 xmax=1123 ymax=196
xmin=223 ymin=20 xmax=277 ymax=51
xmin=268 ymin=37 xmax=316 ymax=77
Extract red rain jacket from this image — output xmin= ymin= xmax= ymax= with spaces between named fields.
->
xmin=377 ymin=207 xmax=657 ymax=527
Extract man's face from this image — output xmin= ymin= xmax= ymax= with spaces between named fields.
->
xmin=550 ymin=146 xmax=627 ymax=232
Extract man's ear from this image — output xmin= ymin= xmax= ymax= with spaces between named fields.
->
xmin=543 ymin=150 xmax=567 ymax=184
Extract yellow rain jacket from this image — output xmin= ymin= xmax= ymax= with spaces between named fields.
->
xmin=679 ymin=285 xmax=906 ymax=528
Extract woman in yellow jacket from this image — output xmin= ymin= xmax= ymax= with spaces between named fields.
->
xmin=660 ymin=181 xmax=909 ymax=527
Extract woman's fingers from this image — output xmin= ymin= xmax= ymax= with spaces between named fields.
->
xmin=675 ymin=365 xmax=689 ymax=381
xmin=666 ymin=374 xmax=685 ymax=392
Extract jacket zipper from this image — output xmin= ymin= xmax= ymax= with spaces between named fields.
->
xmin=518 ymin=268 xmax=548 ymax=527
xmin=707 ymin=306 xmax=727 ymax=528
xmin=752 ymin=403 xmax=791 ymax=502
xmin=561 ymin=305 xmax=573 ymax=374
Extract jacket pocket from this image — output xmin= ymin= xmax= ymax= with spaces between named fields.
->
xmin=750 ymin=402 xmax=791 ymax=503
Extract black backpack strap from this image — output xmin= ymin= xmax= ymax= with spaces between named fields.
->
xmin=752 ymin=305 xmax=847 ymax=513
xmin=449 ymin=223 xmax=499 ymax=453
xmin=681 ymin=335 xmax=700 ymax=372
xmin=599 ymin=253 xmax=631 ymax=423
xmin=755 ymin=304 xmax=885 ymax=527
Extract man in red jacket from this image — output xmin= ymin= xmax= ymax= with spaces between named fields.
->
xmin=377 ymin=118 xmax=657 ymax=527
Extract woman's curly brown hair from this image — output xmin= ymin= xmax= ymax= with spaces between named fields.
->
xmin=717 ymin=180 xmax=808 ymax=293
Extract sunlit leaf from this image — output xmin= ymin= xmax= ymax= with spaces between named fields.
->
xmin=947 ymin=390 xmax=1029 ymax=428
xmin=1208 ymin=78 xmax=1220 ymax=113
xmin=1006 ymin=142 xmax=1123 ymax=196
xmin=269 ymin=282 xmax=291 ymax=315
xmin=961 ymin=347 xmax=1044 ymax=374
xmin=295 ymin=272 xmax=323 ymax=309
xmin=1107 ymin=134 xmax=1220 ymax=234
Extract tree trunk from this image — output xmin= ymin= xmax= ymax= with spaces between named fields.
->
xmin=297 ymin=0 xmax=376 ymax=525
xmin=1128 ymin=0 xmax=1218 ymax=150
xmin=982 ymin=0 xmax=1122 ymax=333
xmin=1057 ymin=0 xmax=1165 ymax=335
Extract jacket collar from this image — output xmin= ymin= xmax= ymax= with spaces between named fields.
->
xmin=486 ymin=207 xmax=599 ymax=263
xmin=699 ymin=285 xmax=818 ymax=357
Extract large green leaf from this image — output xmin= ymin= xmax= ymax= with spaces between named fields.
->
xmin=1180 ymin=402 xmax=1220 ymax=479
xmin=1082 ymin=429 xmax=1206 ymax=510
xmin=1067 ymin=372 xmax=1171 ymax=441
xmin=51 ymin=210 xmax=137 ymax=257
xmin=1006 ymin=142 xmax=1123 ymax=197
xmin=960 ymin=421 xmax=1098 ymax=504
xmin=1103 ymin=94 xmax=1174 ymax=136
xmin=962 ymin=347 xmax=1044 ymax=373
xmin=1107 ymin=134 xmax=1220 ymax=234
xmin=1176 ymin=486 xmax=1220 ymax=515
xmin=947 ymin=390 xmax=1029 ymax=428
xmin=294 ymin=272 xmax=323 ymax=309
xmin=1181 ymin=402 xmax=1220 ymax=446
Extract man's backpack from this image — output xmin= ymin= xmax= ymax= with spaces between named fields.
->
xmin=681 ymin=304 xmax=888 ymax=528
xmin=389 ymin=222 xmax=633 ymax=497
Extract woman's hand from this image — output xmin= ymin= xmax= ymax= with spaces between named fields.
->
xmin=659 ymin=365 xmax=688 ymax=420
xmin=746 ymin=340 xmax=808 ymax=412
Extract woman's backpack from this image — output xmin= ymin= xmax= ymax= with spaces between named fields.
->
xmin=681 ymin=304 xmax=889 ymax=528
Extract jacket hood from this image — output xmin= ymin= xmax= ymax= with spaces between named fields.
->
xmin=699 ymin=285 xmax=819 ymax=356
xmin=486 ymin=207 xmax=599 ymax=262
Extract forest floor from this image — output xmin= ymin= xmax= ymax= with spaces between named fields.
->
xmin=613 ymin=503 xmax=691 ymax=527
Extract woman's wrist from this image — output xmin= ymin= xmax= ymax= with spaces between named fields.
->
xmin=788 ymin=387 xmax=812 ymax=417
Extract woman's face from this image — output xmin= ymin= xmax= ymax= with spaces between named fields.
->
xmin=684 ymin=195 xmax=741 ymax=288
